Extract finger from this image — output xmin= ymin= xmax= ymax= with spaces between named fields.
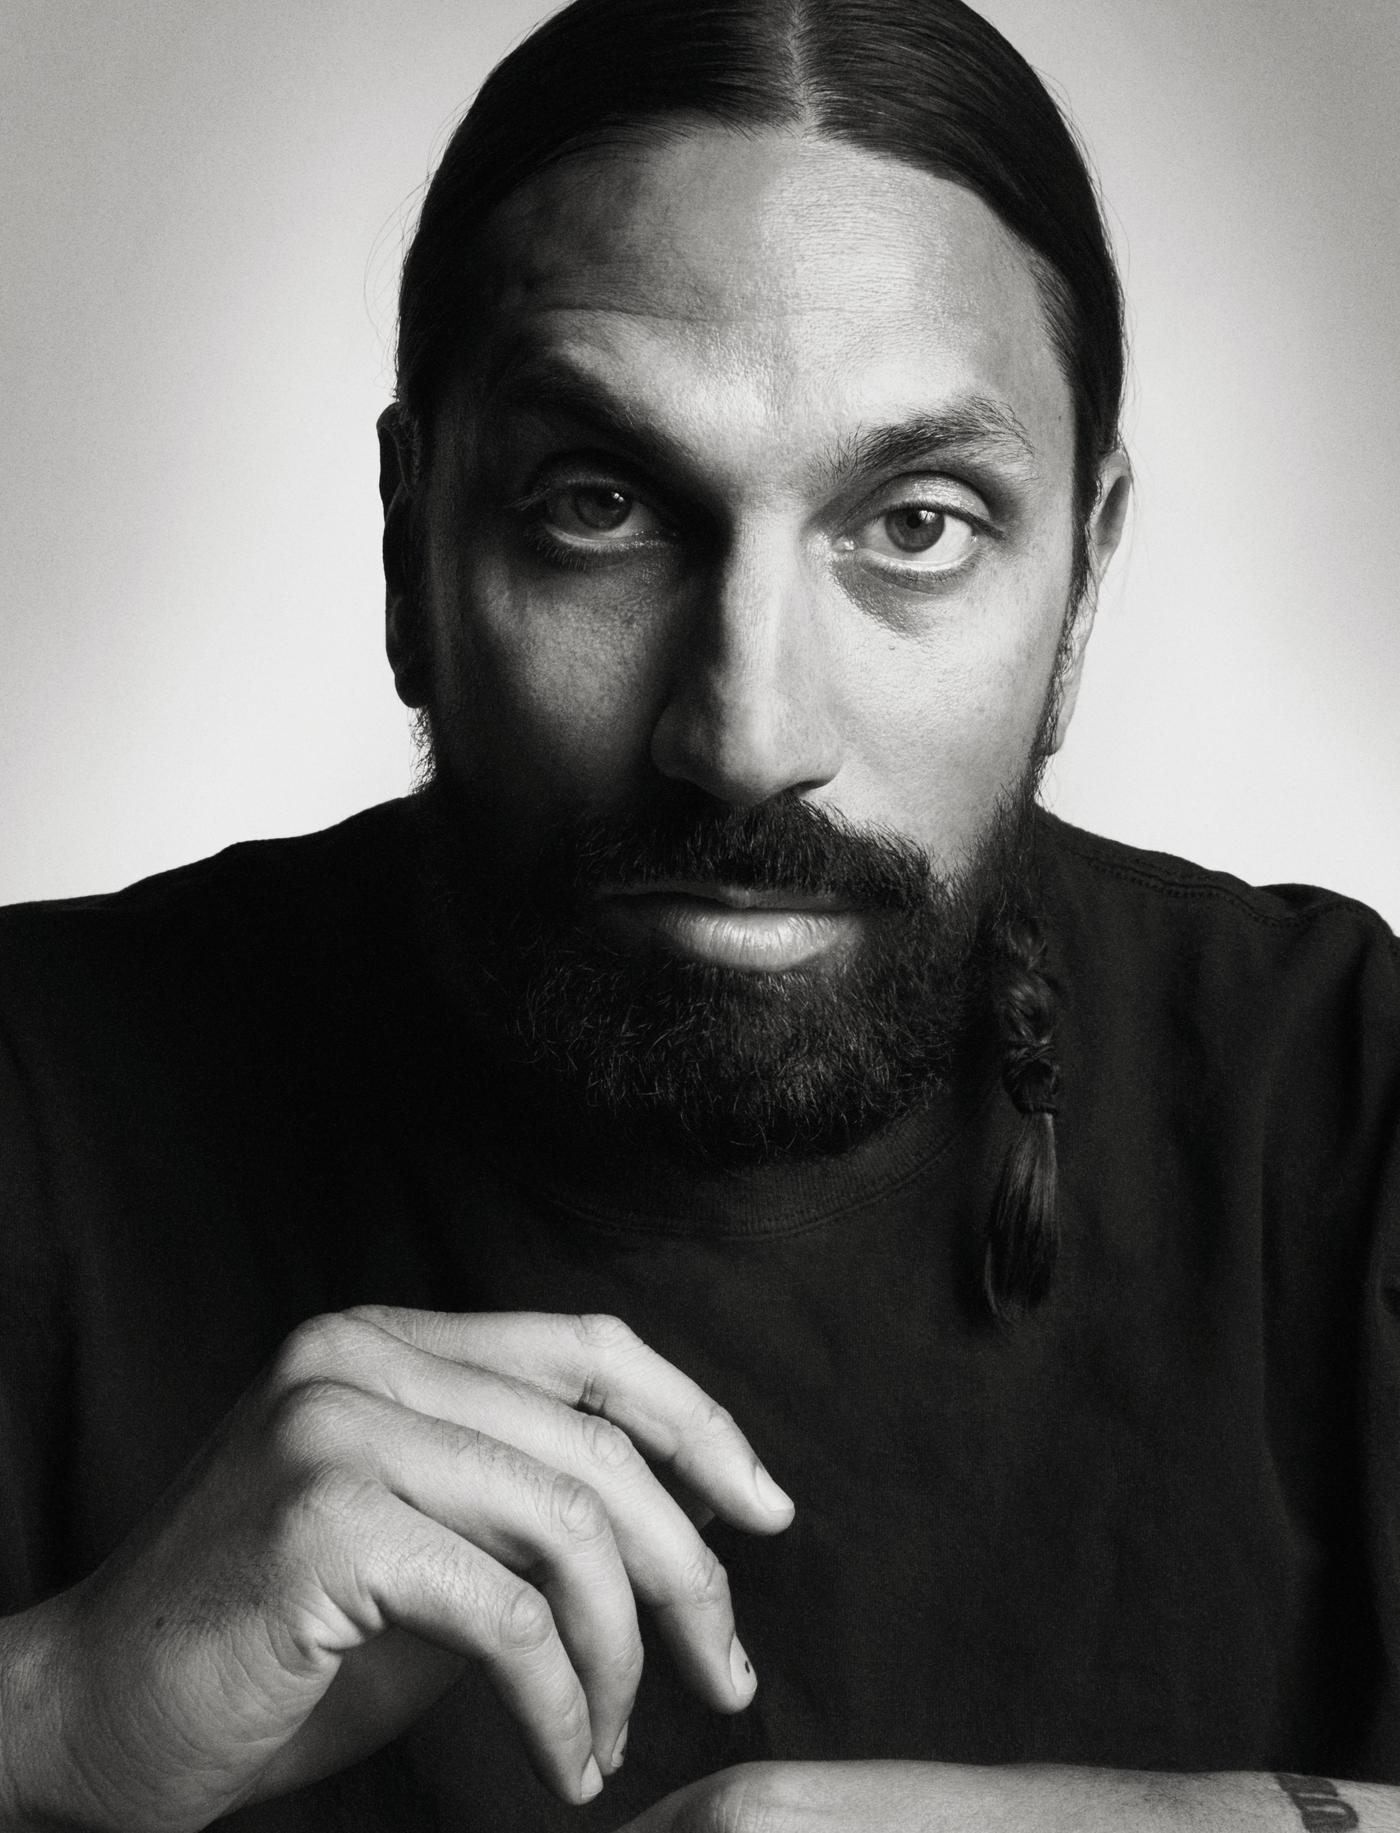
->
xmin=293 ymin=1347 xmax=752 ymax=1715
xmin=317 ymin=1480 xmax=606 ymax=1807
xmin=428 ymin=1370 xmax=750 ymax=1714
xmin=300 ymin=1382 xmax=642 ymax=1771
xmin=339 ymin=1307 xmax=796 ymax=1533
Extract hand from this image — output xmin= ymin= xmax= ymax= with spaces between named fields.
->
xmin=0 ymin=1307 xmax=793 ymax=1833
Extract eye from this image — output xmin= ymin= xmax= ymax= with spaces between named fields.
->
xmin=856 ymin=504 xmax=979 ymax=571
xmin=537 ymin=484 xmax=668 ymax=543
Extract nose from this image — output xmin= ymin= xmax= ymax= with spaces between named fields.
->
xmin=649 ymin=533 xmax=844 ymax=807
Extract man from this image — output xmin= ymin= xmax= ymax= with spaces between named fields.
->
xmin=1 ymin=0 xmax=1398 ymax=1829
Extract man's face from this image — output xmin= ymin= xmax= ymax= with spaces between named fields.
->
xmin=390 ymin=129 xmax=1123 ymax=1157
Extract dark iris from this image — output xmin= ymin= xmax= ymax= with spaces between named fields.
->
xmin=885 ymin=507 xmax=946 ymax=552
xmin=569 ymin=486 xmax=632 ymax=531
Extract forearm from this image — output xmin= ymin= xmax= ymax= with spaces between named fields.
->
xmin=622 ymin=1761 xmax=1400 ymax=1832
xmin=910 ymin=1765 xmax=1400 ymax=1833
xmin=990 ymin=1766 xmax=1400 ymax=1833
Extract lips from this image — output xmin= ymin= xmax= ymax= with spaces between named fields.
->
xmin=593 ymin=882 xmax=860 ymax=971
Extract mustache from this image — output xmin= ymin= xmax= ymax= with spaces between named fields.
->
xmin=535 ymin=794 xmax=936 ymax=914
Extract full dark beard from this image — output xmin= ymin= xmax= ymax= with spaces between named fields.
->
xmin=413 ymin=756 xmax=1046 ymax=1169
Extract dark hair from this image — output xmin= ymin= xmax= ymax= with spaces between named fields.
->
xmin=395 ymin=0 xmax=1126 ymax=1318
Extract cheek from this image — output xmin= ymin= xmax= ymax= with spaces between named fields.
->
xmin=837 ymin=548 xmax=1070 ymax=856
xmin=428 ymin=549 xmax=666 ymax=800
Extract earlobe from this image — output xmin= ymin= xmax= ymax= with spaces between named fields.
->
xmin=377 ymin=406 xmax=430 ymax=709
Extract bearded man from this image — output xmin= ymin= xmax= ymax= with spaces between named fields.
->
xmin=2 ymin=1 xmax=1398 ymax=1830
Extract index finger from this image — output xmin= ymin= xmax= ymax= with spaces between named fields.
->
xmin=348 ymin=1307 xmax=795 ymax=1534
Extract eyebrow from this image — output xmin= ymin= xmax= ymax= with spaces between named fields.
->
xmin=819 ymin=401 xmax=1039 ymax=491
xmin=480 ymin=348 xmax=688 ymax=481
xmin=477 ymin=343 xmax=1040 ymax=497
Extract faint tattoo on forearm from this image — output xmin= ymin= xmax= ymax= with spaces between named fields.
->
xmin=1276 ymin=1774 xmax=1360 ymax=1830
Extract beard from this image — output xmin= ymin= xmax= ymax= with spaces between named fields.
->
xmin=414 ymin=728 xmax=1049 ymax=1169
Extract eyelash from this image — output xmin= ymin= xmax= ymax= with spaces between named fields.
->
xmin=849 ymin=511 xmax=995 ymax=588
xmin=507 ymin=480 xmax=675 ymax=571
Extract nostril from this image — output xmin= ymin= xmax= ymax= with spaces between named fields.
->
xmin=650 ymin=705 xmax=839 ymax=807
xmin=650 ymin=668 xmax=841 ymax=807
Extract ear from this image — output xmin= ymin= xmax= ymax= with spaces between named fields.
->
xmin=1050 ymin=448 xmax=1132 ymax=751
xmin=378 ymin=404 xmax=431 ymax=708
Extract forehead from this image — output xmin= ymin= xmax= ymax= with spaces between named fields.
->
xmin=467 ymin=129 xmax=1073 ymax=483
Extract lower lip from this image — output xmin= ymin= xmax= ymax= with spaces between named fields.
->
xmin=598 ymin=894 xmax=860 ymax=972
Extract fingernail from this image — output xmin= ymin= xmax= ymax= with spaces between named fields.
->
xmin=754 ymin=1465 xmax=794 ymax=1515
xmin=609 ymin=1722 xmax=629 ymax=1771
xmin=729 ymin=1634 xmax=755 ymax=1700
xmin=580 ymin=1754 xmax=603 ymax=1801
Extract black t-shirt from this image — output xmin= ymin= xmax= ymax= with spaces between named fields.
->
xmin=2 ymin=801 xmax=1399 ymax=1829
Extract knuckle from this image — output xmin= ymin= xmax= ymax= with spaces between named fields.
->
xmin=341 ymin=1301 xmax=399 ymax=1334
xmin=271 ymin=1460 xmax=375 ymax=1559
xmin=688 ymin=1394 xmax=739 ymax=1444
xmin=679 ymin=1542 xmax=731 ymax=1614
xmin=577 ymin=1412 xmax=638 ymax=1476
xmin=266 ymin=1375 xmax=359 ymax=1467
xmin=573 ymin=1312 xmax=638 ymax=1357
xmin=555 ymin=1682 xmax=594 ymax=1746
xmin=494 ymin=1583 xmax=557 ymax=1657
xmin=272 ymin=1310 xmax=373 ymax=1388
xmin=544 ymin=1472 xmax=610 ymax=1545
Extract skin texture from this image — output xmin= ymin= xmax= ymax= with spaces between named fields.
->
xmin=386 ymin=129 xmax=1133 ymax=954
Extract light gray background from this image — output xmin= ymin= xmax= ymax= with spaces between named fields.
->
xmin=3 ymin=1 xmax=1398 ymax=919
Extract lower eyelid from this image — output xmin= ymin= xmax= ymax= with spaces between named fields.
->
xmin=518 ymin=519 xmax=675 ymax=571
xmin=840 ymin=545 xmax=983 ymax=592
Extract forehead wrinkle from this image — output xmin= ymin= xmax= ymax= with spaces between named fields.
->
xmin=469 ymin=129 xmax=1075 ymax=434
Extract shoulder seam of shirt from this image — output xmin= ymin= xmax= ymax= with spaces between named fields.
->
xmin=1040 ymin=812 xmax=1398 ymax=942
